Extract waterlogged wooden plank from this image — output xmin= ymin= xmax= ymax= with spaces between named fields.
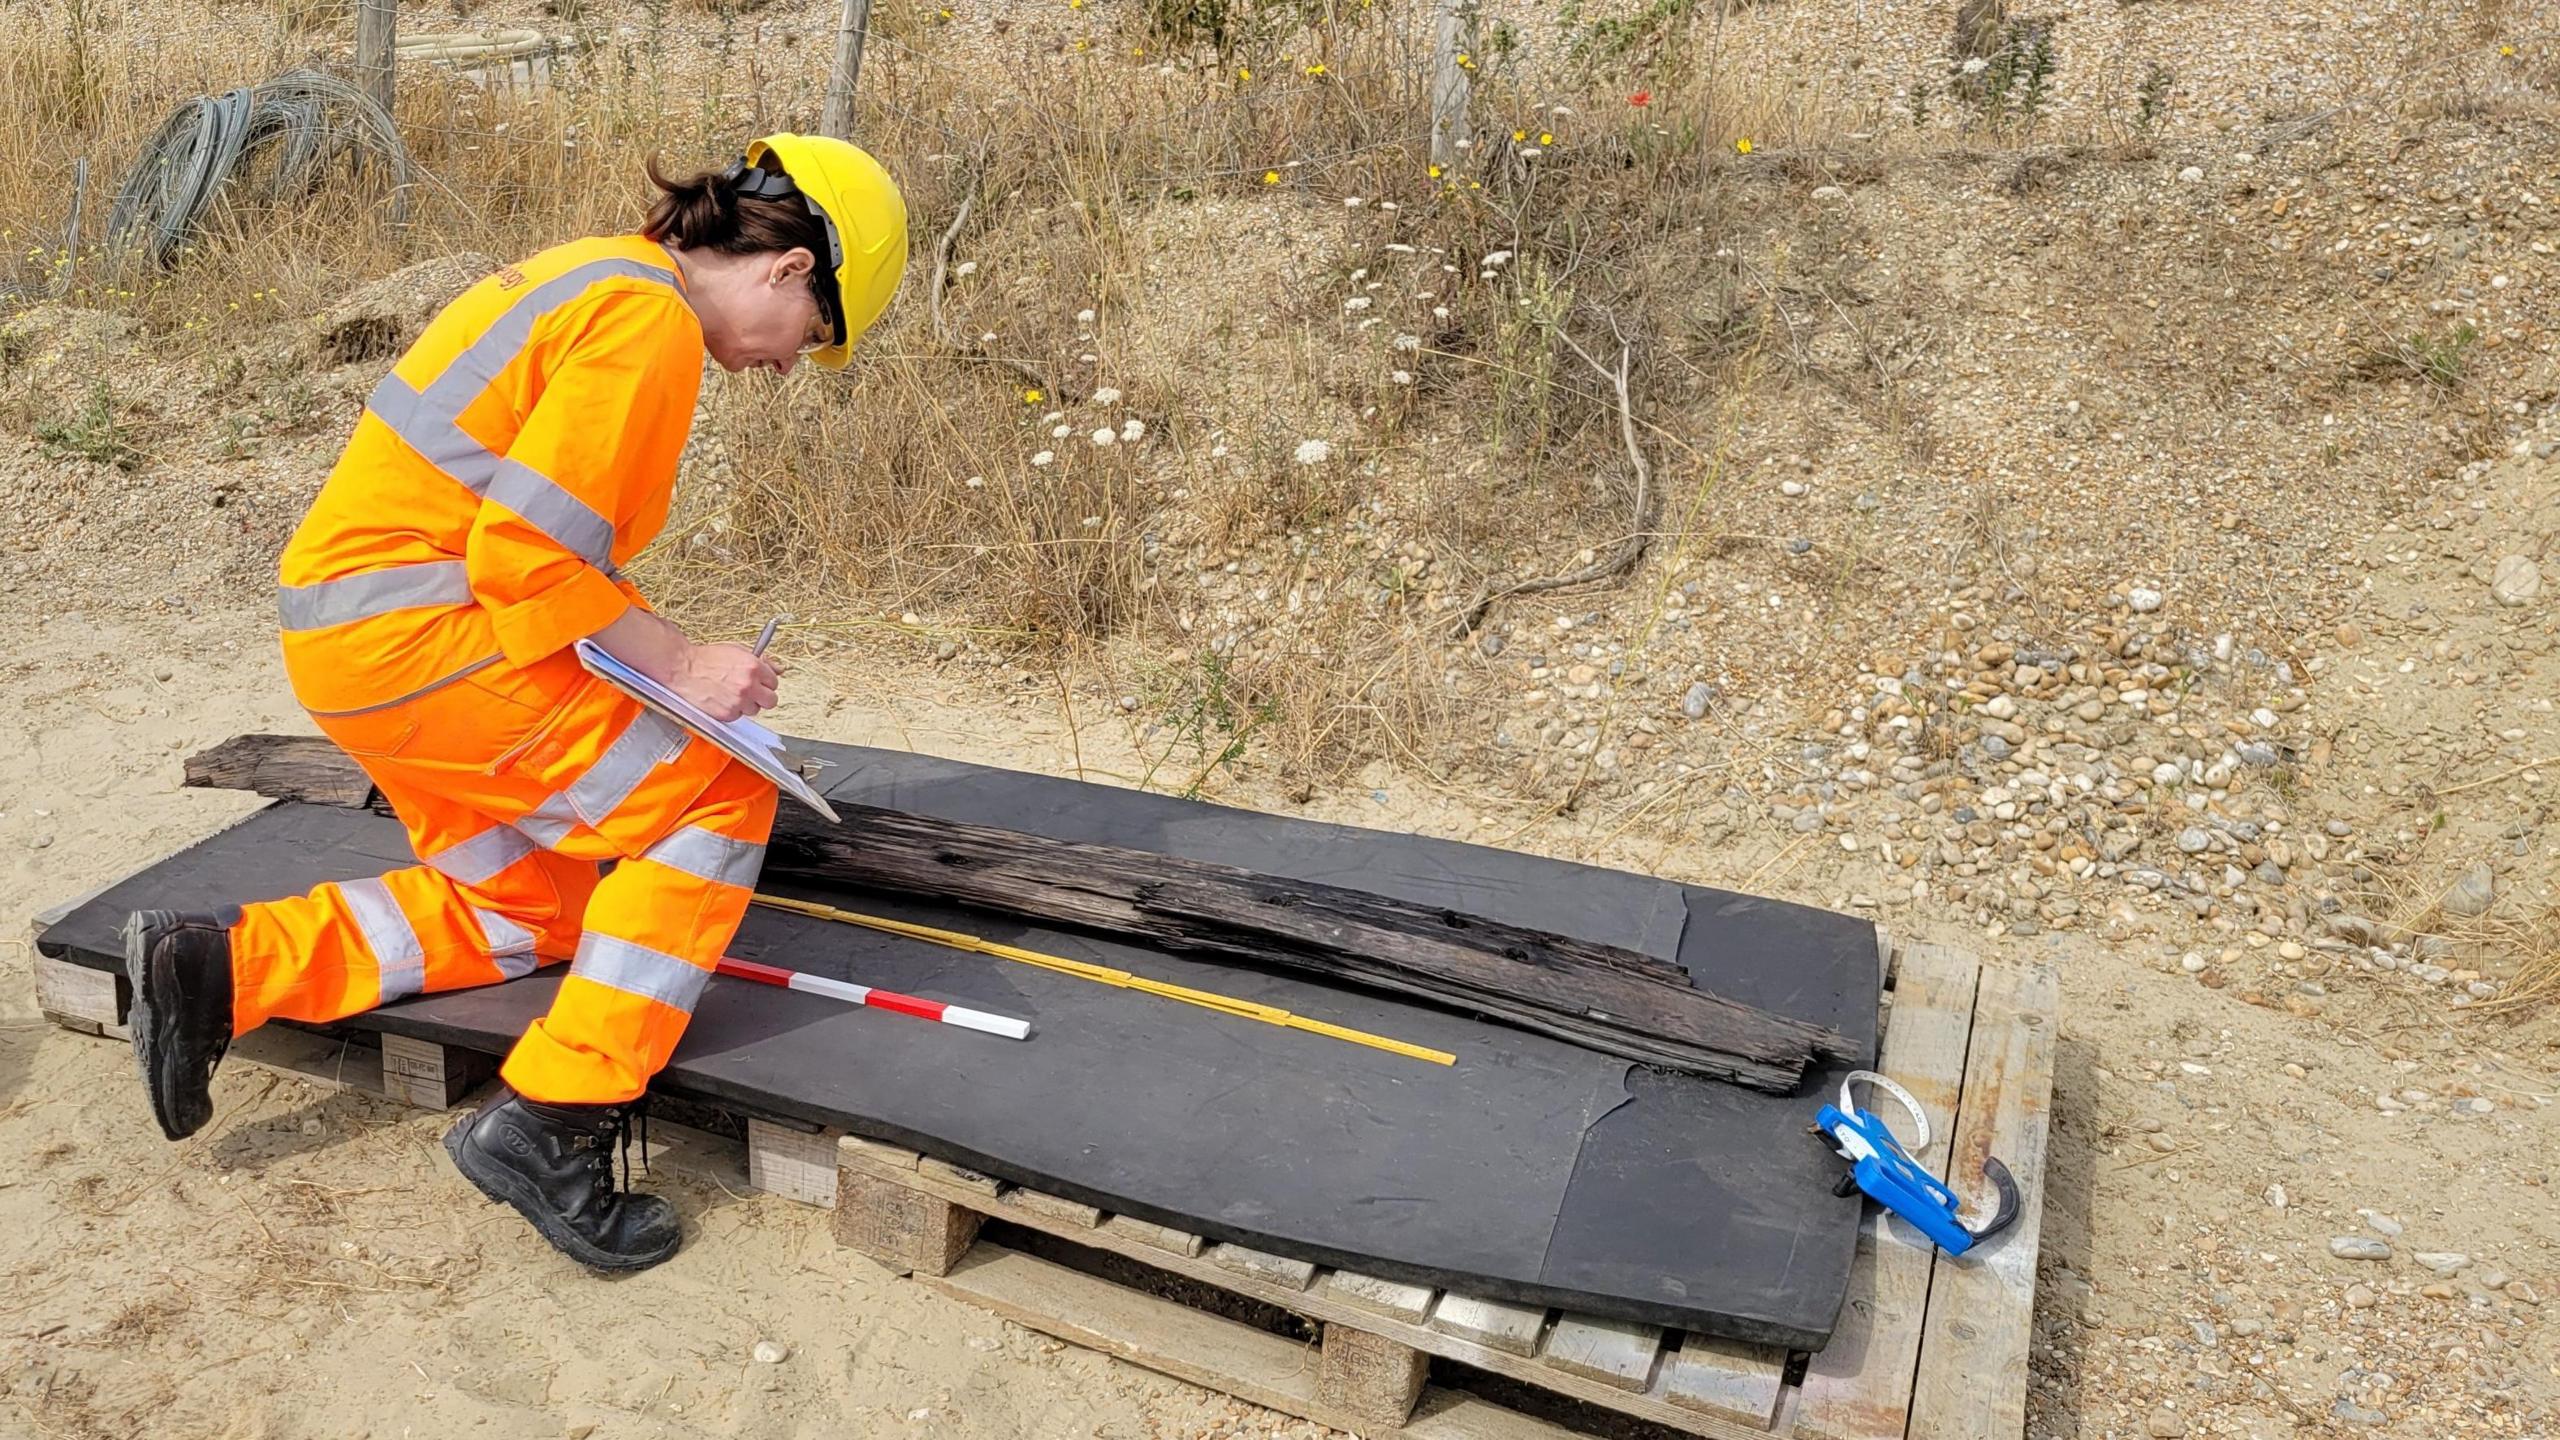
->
xmin=1100 ymin=1214 xmax=1205 ymax=1258
xmin=1004 ymin=1187 xmax=1105 ymax=1228
xmin=746 ymin=1118 xmax=842 ymax=1207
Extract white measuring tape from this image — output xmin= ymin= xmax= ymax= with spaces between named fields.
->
xmin=1839 ymin=1069 xmax=1931 ymax=1152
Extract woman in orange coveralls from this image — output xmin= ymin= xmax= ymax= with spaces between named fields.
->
xmin=120 ymin=133 xmax=906 ymax=1272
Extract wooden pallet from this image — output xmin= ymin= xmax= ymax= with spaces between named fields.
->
xmin=32 ymin=951 xmax=495 ymax=1110
xmin=782 ymin=935 xmax=2056 ymax=1440
xmin=32 ymin=907 xmax=2053 ymax=1440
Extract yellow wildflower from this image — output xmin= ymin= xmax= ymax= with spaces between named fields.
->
xmin=1238 ymin=66 xmax=1252 ymax=80
xmin=1024 ymin=388 xmax=1044 ymax=403
xmin=1539 ymin=132 xmax=1554 ymax=146
xmin=1305 ymin=62 xmax=1327 ymax=76
xmin=1428 ymin=163 xmax=1443 ymax=178
xmin=1263 ymin=170 xmax=1281 ymax=184
xmin=1512 ymin=129 xmax=1526 ymax=142
xmin=1735 ymin=137 xmax=1754 ymax=155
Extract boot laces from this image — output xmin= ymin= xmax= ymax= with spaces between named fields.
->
xmin=571 ymin=1099 xmax=652 ymax=1200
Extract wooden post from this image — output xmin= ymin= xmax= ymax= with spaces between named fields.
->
xmin=819 ymin=0 xmax=874 ymax=140
xmin=1428 ymin=0 xmax=1477 ymax=169
xmin=354 ymin=0 xmax=397 ymax=120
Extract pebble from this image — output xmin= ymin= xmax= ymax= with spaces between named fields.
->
xmin=2490 ymin=554 xmax=2542 ymax=606
xmin=2263 ymin=1183 xmax=2288 ymax=1209
xmin=1780 ymin=479 xmax=1808 ymax=497
xmin=2441 ymin=862 xmax=2494 ymax=918
xmin=2329 ymin=1237 xmax=2393 ymax=1261
xmin=2176 ymin=165 xmax=2205 ymax=183
xmin=2179 ymin=952 xmax=2208 ymax=974
xmin=1682 ymin=681 xmax=1714 ymax=719
xmin=566 ymin=1426 xmax=597 ymax=1440
xmin=2358 ymin=1209 xmax=2403 ymax=1237
xmin=2146 ymin=1408 xmax=2187 ymax=1438
xmin=2413 ymin=1252 xmax=2470 ymax=1276
xmin=1479 ymin=632 xmax=1505 ymax=658
xmin=752 ymin=1340 xmax=788 ymax=1364
xmin=2129 ymin=586 xmax=2164 ymax=613
xmin=2332 ymin=1399 xmax=2388 ymax=1427
xmin=2508 ymin=1280 xmax=2542 ymax=1305
xmin=2344 ymin=1283 xmax=2377 ymax=1308
xmin=2176 ymin=828 xmax=2210 ymax=854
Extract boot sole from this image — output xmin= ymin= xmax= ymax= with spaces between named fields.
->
xmin=442 ymin=1118 xmax=681 ymax=1273
xmin=124 ymin=911 xmax=211 ymax=1143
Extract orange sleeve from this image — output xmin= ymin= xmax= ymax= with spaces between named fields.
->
xmin=467 ymin=285 xmax=703 ymax=666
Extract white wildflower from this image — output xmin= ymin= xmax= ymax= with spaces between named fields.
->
xmin=965 ymin=475 xmax=985 ymax=488
xmin=953 ymin=260 xmax=979 ymax=277
xmin=1520 ymin=148 xmax=1543 ymax=159
xmin=1091 ymin=386 xmax=1124 ymax=404
xmin=1350 ymin=268 xmax=1369 ymax=283
xmin=1393 ymin=333 xmax=1422 ymax=351
xmin=1385 ymin=243 xmax=1417 ymax=254
xmin=1052 ymin=424 xmax=1073 ymax=439
xmin=1344 ymin=296 xmax=1372 ymax=311
xmin=1391 ymin=370 xmax=1413 ymax=385
xmin=1121 ymin=419 xmax=1146 ymax=442
xmin=1091 ymin=428 xmax=1117 ymax=447
xmin=1031 ymin=451 xmax=1055 ymax=467
xmin=981 ymin=331 xmax=998 ymax=343
xmin=1076 ymin=308 xmax=1096 ymax=324
xmin=1484 ymin=250 xmax=1514 ymax=267
xmin=1551 ymin=105 xmax=1575 ymax=117
xmin=1294 ymin=439 xmax=1333 ymax=465
xmin=1344 ymin=196 xmax=1366 ymax=208
xmin=1433 ymin=306 xmax=1451 ymax=320
xmin=1961 ymin=56 xmax=1988 ymax=75
xmin=1080 ymin=516 xmax=1102 ymax=527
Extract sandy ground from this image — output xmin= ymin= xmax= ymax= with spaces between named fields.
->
xmin=2 ymin=575 xmax=2555 ymax=1440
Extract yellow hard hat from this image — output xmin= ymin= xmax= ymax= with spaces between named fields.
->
xmin=741 ymin=133 xmax=908 ymax=370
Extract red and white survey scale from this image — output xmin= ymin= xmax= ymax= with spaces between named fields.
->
xmin=713 ymin=955 xmax=1033 ymax=1040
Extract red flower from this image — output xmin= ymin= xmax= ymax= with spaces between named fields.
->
xmin=1629 ymin=91 xmax=1651 ymax=107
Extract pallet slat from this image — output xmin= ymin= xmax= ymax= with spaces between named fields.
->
xmin=1101 ymin=1214 xmax=1205 ymax=1258
xmin=34 ymin=954 xmax=126 ymax=1038
xmin=1655 ymin=1335 xmax=1786 ymax=1426
xmin=927 ymin=1245 xmax=1580 ymax=1440
xmin=1322 ymin=1268 xmax=1438 ymax=1323
xmin=835 ymin=1152 xmax=1781 ymax=1439
xmin=1429 ymin=1293 xmax=1548 ymax=1356
xmin=1906 ymin=964 xmax=2057 ymax=1440
xmin=1005 ymin=1188 xmax=1105 ymax=1228
xmin=1539 ymin=1314 xmax=1664 ymax=1392
xmin=1792 ymin=942 xmax=1983 ymax=1440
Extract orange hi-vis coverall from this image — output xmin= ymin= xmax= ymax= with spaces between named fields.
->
xmin=238 ymin=234 xmax=778 ymax=1105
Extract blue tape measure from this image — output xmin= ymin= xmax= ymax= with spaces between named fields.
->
xmin=1813 ymin=1071 xmax=2019 ymax=1258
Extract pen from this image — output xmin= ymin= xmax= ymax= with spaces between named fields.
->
xmin=752 ymin=616 xmax=781 ymax=656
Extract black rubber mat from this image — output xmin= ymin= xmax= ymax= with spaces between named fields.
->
xmin=38 ymin=742 xmax=1878 ymax=1347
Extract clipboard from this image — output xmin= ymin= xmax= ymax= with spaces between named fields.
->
xmin=574 ymin=638 xmax=842 ymax=823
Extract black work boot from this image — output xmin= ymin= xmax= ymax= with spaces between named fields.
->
xmin=123 ymin=910 xmax=237 ymax=1142
xmin=443 ymin=1090 xmax=682 ymax=1272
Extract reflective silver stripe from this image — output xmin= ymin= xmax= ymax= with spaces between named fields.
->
xmin=278 ymin=561 xmax=473 ymax=632
xmin=424 ymin=826 xmax=536 ymax=887
xmin=300 ymin=653 xmax=501 ymax=720
xmin=569 ymin=932 xmax=710 ymax=1013
xmin=486 ymin=458 xmax=615 ymax=568
xmin=367 ymin=257 xmax=684 ymax=496
xmin=566 ymin=711 xmax=684 ymax=826
xmin=640 ymin=826 xmax=766 ymax=889
xmin=341 ymin=877 xmax=426 ymax=1002
xmin=514 ymin=805 xmax=579 ymax=851
xmin=474 ymin=907 xmax=541 ymax=980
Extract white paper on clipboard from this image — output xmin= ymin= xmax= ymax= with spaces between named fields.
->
xmin=574 ymin=639 xmax=842 ymax=823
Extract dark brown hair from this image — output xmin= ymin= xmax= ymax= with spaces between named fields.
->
xmin=641 ymin=155 xmax=831 ymax=260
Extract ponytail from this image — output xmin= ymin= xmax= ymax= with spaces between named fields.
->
xmin=641 ymin=154 xmax=831 ymax=260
